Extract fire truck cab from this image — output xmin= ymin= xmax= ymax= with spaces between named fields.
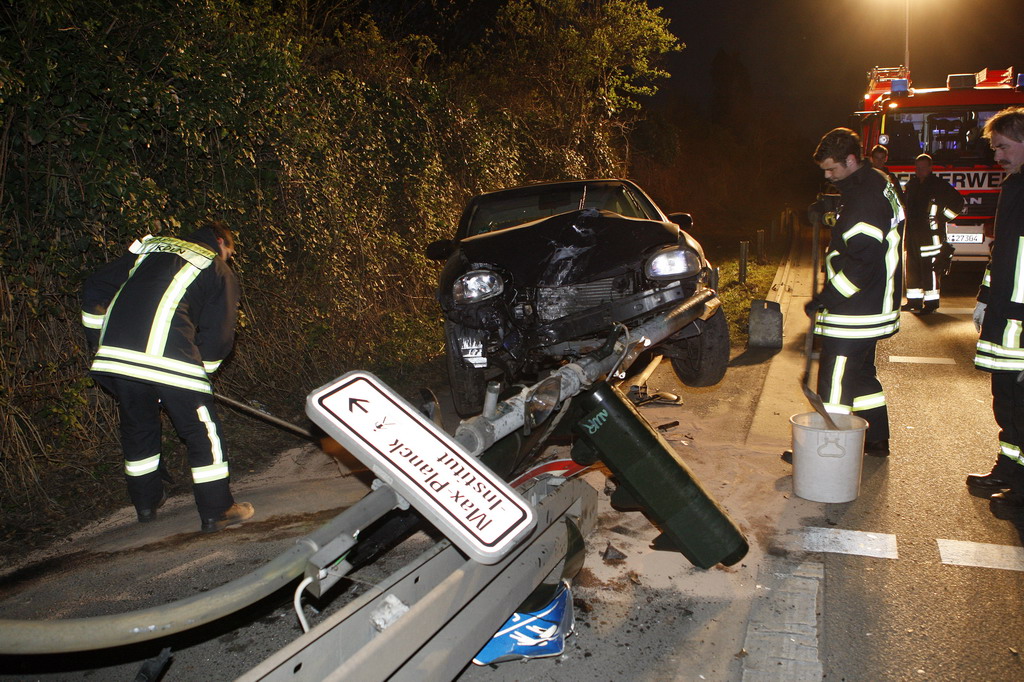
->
xmin=853 ymin=66 xmax=1024 ymax=261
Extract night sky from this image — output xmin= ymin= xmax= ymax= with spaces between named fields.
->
xmin=657 ymin=0 xmax=1024 ymax=138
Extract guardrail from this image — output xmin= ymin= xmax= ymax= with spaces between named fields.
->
xmin=0 ymin=286 xmax=719 ymax=656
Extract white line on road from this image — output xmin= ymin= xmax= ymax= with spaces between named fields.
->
xmin=937 ymin=539 xmax=1024 ymax=572
xmin=741 ymin=558 xmax=824 ymax=682
xmin=797 ymin=527 xmax=899 ymax=559
xmin=888 ymin=356 xmax=957 ymax=365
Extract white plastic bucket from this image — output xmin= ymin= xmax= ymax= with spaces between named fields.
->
xmin=789 ymin=412 xmax=869 ymax=503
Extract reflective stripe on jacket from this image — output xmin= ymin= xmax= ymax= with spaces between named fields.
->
xmin=903 ymin=173 xmax=965 ymax=258
xmin=977 ymin=172 xmax=1024 ymax=372
xmin=814 ymin=165 xmax=904 ymax=342
xmin=81 ymin=229 xmax=240 ymax=393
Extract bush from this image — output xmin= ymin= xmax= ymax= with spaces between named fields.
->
xmin=0 ymin=0 xmax=680 ymax=533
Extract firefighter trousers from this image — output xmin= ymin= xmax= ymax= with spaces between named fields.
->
xmin=97 ymin=376 xmax=235 ymax=520
xmin=905 ymin=251 xmax=941 ymax=305
xmin=817 ymin=337 xmax=889 ymax=442
xmin=989 ymin=372 xmax=1024 ymax=486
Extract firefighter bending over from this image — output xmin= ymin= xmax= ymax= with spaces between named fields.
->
xmin=81 ymin=221 xmax=254 ymax=533
xmin=806 ymin=128 xmax=904 ymax=457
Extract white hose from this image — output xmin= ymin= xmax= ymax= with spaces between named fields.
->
xmin=293 ymin=576 xmax=315 ymax=633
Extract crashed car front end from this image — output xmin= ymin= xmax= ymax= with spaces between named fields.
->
xmin=428 ymin=179 xmax=730 ymax=416
xmin=441 ymin=207 xmax=717 ymax=369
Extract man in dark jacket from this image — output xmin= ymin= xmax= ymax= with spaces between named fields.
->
xmin=966 ymin=107 xmax=1024 ymax=521
xmin=869 ymin=144 xmax=904 ymax=202
xmin=902 ymin=153 xmax=964 ymax=313
xmin=81 ymin=221 xmax=254 ymax=533
xmin=806 ymin=128 xmax=904 ymax=456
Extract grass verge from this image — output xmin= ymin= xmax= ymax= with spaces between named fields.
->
xmin=715 ymin=257 xmax=782 ymax=348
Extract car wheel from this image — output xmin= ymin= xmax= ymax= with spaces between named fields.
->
xmin=444 ymin=321 xmax=489 ymax=417
xmin=669 ymin=307 xmax=730 ymax=387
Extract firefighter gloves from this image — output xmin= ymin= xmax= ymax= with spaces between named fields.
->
xmin=804 ymin=299 xmax=823 ymax=319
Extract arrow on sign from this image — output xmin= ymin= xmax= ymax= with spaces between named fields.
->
xmin=349 ymin=397 xmax=370 ymax=413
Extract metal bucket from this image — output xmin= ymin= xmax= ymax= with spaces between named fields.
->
xmin=790 ymin=412 xmax=868 ymax=503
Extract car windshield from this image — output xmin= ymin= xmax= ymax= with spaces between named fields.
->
xmin=465 ymin=183 xmax=657 ymax=236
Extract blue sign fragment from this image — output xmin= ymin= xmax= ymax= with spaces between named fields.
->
xmin=473 ymin=580 xmax=575 ymax=666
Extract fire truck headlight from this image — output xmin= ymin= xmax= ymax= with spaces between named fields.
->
xmin=453 ymin=269 xmax=504 ymax=304
xmin=645 ymin=247 xmax=703 ymax=280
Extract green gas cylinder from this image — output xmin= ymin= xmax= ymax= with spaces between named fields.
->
xmin=571 ymin=382 xmax=748 ymax=569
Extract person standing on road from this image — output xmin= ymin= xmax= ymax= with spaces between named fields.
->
xmin=81 ymin=221 xmax=255 ymax=533
xmin=901 ymin=154 xmax=964 ymax=314
xmin=869 ymin=144 xmax=904 ymax=201
xmin=806 ymin=128 xmax=904 ymax=456
xmin=967 ymin=107 xmax=1024 ymax=521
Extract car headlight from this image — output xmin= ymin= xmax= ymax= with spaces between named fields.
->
xmin=645 ymin=247 xmax=703 ymax=279
xmin=525 ymin=375 xmax=562 ymax=432
xmin=453 ymin=269 xmax=504 ymax=304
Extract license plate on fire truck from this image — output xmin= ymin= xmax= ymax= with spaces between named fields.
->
xmin=947 ymin=233 xmax=984 ymax=243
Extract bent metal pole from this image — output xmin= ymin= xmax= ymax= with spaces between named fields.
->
xmin=0 ymin=487 xmax=400 ymax=655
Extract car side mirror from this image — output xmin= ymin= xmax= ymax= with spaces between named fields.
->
xmin=668 ymin=212 xmax=693 ymax=230
xmin=425 ymin=239 xmax=454 ymax=261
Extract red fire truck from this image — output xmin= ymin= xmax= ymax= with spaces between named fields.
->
xmin=852 ymin=66 xmax=1024 ymax=261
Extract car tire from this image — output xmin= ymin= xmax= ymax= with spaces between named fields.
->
xmin=669 ymin=307 xmax=730 ymax=387
xmin=444 ymin=321 xmax=489 ymax=417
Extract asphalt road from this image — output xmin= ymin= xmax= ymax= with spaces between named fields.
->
xmin=1 ymin=238 xmax=1023 ymax=681
xmin=816 ymin=260 xmax=1024 ymax=681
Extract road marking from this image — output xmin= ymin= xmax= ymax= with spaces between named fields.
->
xmin=798 ymin=527 xmax=899 ymax=559
xmin=937 ymin=539 xmax=1024 ymax=572
xmin=888 ymin=356 xmax=957 ymax=365
xmin=741 ymin=558 xmax=823 ymax=681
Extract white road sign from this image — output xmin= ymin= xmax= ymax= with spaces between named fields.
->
xmin=306 ymin=371 xmax=536 ymax=564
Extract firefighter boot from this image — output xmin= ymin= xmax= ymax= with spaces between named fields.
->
xmin=968 ymin=455 xmax=1021 ymax=497
xmin=137 ymin=491 xmax=168 ymax=523
xmin=989 ymin=491 xmax=1024 ymax=521
xmin=966 ymin=471 xmax=1012 ymax=497
xmin=865 ymin=439 xmax=890 ymax=457
xmin=201 ymin=502 xmax=255 ymax=533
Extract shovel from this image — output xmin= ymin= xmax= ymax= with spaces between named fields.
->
xmin=215 ymin=392 xmax=315 ymax=440
xmin=800 ymin=315 xmax=839 ymax=430
xmin=801 ymin=221 xmax=840 ymax=431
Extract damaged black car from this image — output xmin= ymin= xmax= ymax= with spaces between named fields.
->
xmin=426 ymin=179 xmax=729 ymax=416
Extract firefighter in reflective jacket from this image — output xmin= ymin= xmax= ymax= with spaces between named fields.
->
xmin=807 ymin=128 xmax=904 ymax=456
xmin=902 ymin=154 xmax=964 ymax=314
xmin=81 ymin=221 xmax=254 ymax=533
xmin=968 ymin=106 xmax=1024 ymax=520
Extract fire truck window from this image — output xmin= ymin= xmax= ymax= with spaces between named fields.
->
xmin=928 ymin=114 xmax=968 ymax=161
xmin=885 ymin=110 xmax=1002 ymax=164
xmin=965 ymin=126 xmax=995 ymax=161
xmin=885 ymin=116 xmax=922 ymax=162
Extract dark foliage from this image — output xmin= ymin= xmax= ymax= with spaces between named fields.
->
xmin=0 ymin=0 xmax=679 ymax=536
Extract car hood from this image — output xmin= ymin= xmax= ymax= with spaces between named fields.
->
xmin=458 ymin=209 xmax=679 ymax=286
